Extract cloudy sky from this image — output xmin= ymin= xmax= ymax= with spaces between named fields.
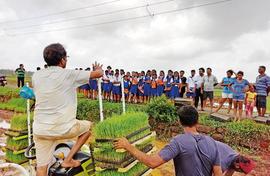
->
xmin=0 ymin=0 xmax=269 ymax=81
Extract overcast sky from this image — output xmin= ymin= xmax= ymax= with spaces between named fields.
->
xmin=0 ymin=0 xmax=269 ymax=81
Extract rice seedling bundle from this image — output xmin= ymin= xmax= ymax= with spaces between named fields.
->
xmin=93 ymin=112 xmax=154 ymax=176
xmin=5 ymin=113 xmax=32 ymax=164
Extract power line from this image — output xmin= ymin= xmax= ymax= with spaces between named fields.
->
xmin=8 ymin=0 xmax=233 ymax=36
xmin=0 ymin=0 xmax=122 ymax=24
xmin=5 ymin=0 xmax=174 ymax=31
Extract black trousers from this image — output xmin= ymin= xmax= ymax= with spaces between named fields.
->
xmin=17 ymin=77 xmax=25 ymax=87
xmin=194 ymin=88 xmax=203 ymax=108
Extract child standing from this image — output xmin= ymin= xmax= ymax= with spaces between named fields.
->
xmin=245 ymin=85 xmax=257 ymax=118
xmin=143 ymin=70 xmax=151 ymax=103
xmin=129 ymin=72 xmax=139 ymax=103
xmin=112 ymin=72 xmax=121 ymax=102
xmin=170 ymin=71 xmax=181 ymax=99
xmin=123 ymin=75 xmax=130 ymax=102
xmin=164 ymin=70 xmax=173 ymax=98
xmin=150 ymin=74 xmax=158 ymax=98
xmin=102 ymin=70 xmax=111 ymax=101
xmin=157 ymin=71 xmax=165 ymax=96
xmin=138 ymin=71 xmax=145 ymax=103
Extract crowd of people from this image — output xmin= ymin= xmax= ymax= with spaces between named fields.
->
xmin=30 ymin=43 xmax=259 ymax=176
xmin=77 ymin=65 xmax=270 ymax=121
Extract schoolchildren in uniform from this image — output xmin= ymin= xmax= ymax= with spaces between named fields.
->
xmin=151 ymin=74 xmax=158 ymax=98
xmin=102 ymin=70 xmax=111 ymax=101
xmin=123 ymin=75 xmax=130 ymax=102
xmin=129 ymin=72 xmax=139 ymax=103
xmin=171 ymin=71 xmax=181 ymax=99
xmin=108 ymin=70 xmax=114 ymax=101
xmin=80 ymin=68 xmax=91 ymax=98
xmin=112 ymin=72 xmax=121 ymax=102
xmin=179 ymin=70 xmax=187 ymax=98
xmin=138 ymin=71 xmax=145 ymax=103
xmin=89 ymin=78 xmax=98 ymax=100
xmin=143 ymin=70 xmax=152 ymax=103
xmin=164 ymin=70 xmax=174 ymax=98
xmin=157 ymin=70 xmax=165 ymax=96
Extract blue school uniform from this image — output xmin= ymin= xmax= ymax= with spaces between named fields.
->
xmin=137 ymin=77 xmax=144 ymax=96
xmin=143 ymin=76 xmax=151 ymax=96
xmin=157 ymin=76 xmax=165 ymax=96
xmin=151 ymin=78 xmax=158 ymax=96
xmin=103 ymin=75 xmax=111 ymax=93
xmin=165 ymin=76 xmax=173 ymax=97
xmin=124 ymin=80 xmax=130 ymax=97
xmin=90 ymin=79 xmax=98 ymax=90
xmin=112 ymin=76 xmax=121 ymax=95
xmin=170 ymin=77 xmax=180 ymax=99
xmin=80 ymin=83 xmax=90 ymax=90
xmin=130 ymin=77 xmax=138 ymax=95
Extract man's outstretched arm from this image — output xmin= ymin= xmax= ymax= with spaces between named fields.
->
xmin=114 ymin=138 xmax=166 ymax=169
xmin=90 ymin=62 xmax=103 ymax=79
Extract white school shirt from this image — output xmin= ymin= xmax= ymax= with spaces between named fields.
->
xmin=113 ymin=76 xmax=121 ymax=86
xmin=187 ymin=76 xmax=196 ymax=88
xmin=32 ymin=66 xmax=90 ymax=136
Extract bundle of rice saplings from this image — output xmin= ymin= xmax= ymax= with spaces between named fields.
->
xmin=5 ymin=114 xmax=33 ymax=164
xmin=93 ymin=112 xmax=156 ymax=176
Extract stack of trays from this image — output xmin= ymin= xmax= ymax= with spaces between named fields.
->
xmin=93 ymin=112 xmax=155 ymax=176
xmin=4 ymin=114 xmax=32 ymax=164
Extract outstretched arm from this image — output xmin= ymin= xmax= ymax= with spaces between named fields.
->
xmin=114 ymin=138 xmax=166 ymax=169
xmin=90 ymin=62 xmax=103 ymax=79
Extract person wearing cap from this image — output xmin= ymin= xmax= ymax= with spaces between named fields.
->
xmin=216 ymin=141 xmax=255 ymax=175
xmin=114 ymin=106 xmax=223 ymax=176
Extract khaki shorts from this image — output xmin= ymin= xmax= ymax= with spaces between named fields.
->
xmin=33 ymin=120 xmax=91 ymax=167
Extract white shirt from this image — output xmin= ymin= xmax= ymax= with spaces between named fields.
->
xmin=194 ymin=75 xmax=204 ymax=89
xmin=187 ymin=76 xmax=196 ymax=88
xmin=112 ymin=76 xmax=121 ymax=86
xmin=32 ymin=66 xmax=90 ymax=136
xmin=202 ymin=75 xmax=218 ymax=92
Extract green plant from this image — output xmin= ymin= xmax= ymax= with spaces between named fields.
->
xmin=77 ymin=99 xmax=146 ymax=122
xmin=10 ymin=114 xmax=33 ymax=131
xmin=0 ymin=87 xmax=20 ymax=98
xmin=94 ymin=112 xmax=149 ymax=139
xmin=6 ymin=137 xmax=29 ymax=151
xmin=96 ymin=163 xmax=149 ymax=176
xmin=146 ymin=95 xmax=177 ymax=122
xmin=5 ymin=150 xmax=28 ymax=164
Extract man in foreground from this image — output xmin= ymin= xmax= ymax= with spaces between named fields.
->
xmin=114 ymin=106 xmax=222 ymax=176
xmin=216 ymin=141 xmax=255 ymax=176
xmin=32 ymin=43 xmax=103 ymax=176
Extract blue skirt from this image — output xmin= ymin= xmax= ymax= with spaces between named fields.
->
xmin=151 ymin=88 xmax=157 ymax=96
xmin=103 ymin=83 xmax=111 ymax=93
xmin=143 ymin=83 xmax=151 ymax=96
xmin=80 ymin=84 xmax=90 ymax=90
xmin=157 ymin=85 xmax=164 ymax=96
xmin=90 ymin=80 xmax=98 ymax=90
xmin=170 ymin=86 xmax=180 ymax=98
xmin=130 ymin=85 xmax=138 ymax=95
xmin=112 ymin=86 xmax=121 ymax=95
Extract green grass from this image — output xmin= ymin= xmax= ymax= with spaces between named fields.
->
xmin=10 ymin=114 xmax=33 ymax=131
xmin=77 ymin=99 xmax=146 ymax=122
xmin=0 ymin=87 xmax=20 ymax=97
xmin=96 ymin=162 xmax=149 ymax=176
xmin=94 ymin=112 xmax=149 ymax=139
xmin=0 ymin=98 xmax=28 ymax=113
xmin=5 ymin=75 xmax=32 ymax=87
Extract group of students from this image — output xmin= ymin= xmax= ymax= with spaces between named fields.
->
xmin=78 ymin=65 xmax=270 ymax=121
xmin=79 ymin=66 xmax=191 ymax=103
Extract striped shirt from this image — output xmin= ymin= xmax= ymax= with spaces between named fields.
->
xmin=15 ymin=68 xmax=25 ymax=78
xmin=255 ymin=74 xmax=270 ymax=96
